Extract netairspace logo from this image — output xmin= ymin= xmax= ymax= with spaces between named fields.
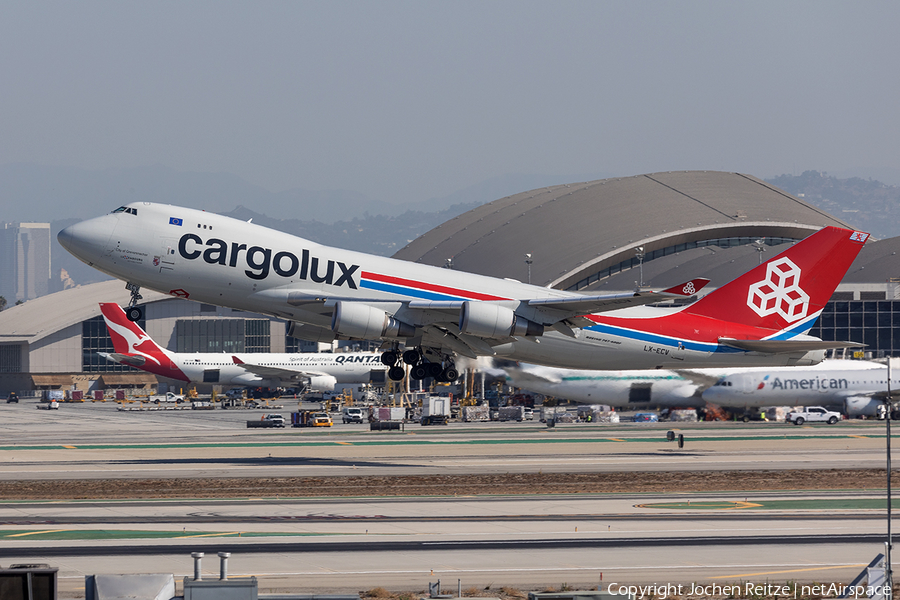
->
xmin=604 ymin=582 xmax=886 ymax=598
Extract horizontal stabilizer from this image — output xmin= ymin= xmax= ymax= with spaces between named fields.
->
xmin=98 ymin=352 xmax=146 ymax=367
xmin=718 ymin=338 xmax=865 ymax=354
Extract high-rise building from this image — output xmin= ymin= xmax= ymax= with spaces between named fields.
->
xmin=0 ymin=223 xmax=51 ymax=303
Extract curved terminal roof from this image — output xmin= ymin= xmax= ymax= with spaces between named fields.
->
xmin=0 ymin=280 xmax=167 ymax=344
xmin=393 ymin=171 xmax=852 ymax=290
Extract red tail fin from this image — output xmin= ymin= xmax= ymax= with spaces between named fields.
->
xmin=682 ymin=227 xmax=868 ymax=334
xmin=99 ymin=303 xmax=168 ymax=356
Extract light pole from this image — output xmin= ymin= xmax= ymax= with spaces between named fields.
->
xmin=524 ymin=253 xmax=533 ymax=285
xmin=887 ymin=357 xmax=894 ymax=597
xmin=751 ymin=239 xmax=766 ymax=265
xmin=634 ymin=247 xmax=645 ymax=289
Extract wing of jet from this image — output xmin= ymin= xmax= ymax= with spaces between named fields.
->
xmin=671 ymin=369 xmax=726 ymax=389
xmin=230 ymin=356 xmax=330 ymax=382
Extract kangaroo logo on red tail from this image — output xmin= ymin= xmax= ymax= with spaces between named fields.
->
xmin=746 ymin=257 xmax=809 ymax=323
xmin=99 ymin=303 xmax=163 ymax=366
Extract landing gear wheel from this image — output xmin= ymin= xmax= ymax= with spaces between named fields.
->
xmin=442 ymin=367 xmax=459 ymax=382
xmin=381 ymin=350 xmax=399 ymax=366
xmin=125 ymin=306 xmax=143 ymax=322
xmin=388 ymin=366 xmax=405 ymax=381
xmin=427 ymin=362 xmax=443 ymax=379
xmin=411 ymin=364 xmax=429 ymax=380
xmin=402 ymin=349 xmax=421 ymax=365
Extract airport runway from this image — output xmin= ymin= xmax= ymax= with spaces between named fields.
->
xmin=0 ymin=492 xmax=894 ymax=595
xmin=0 ymin=400 xmax=895 ymax=479
xmin=0 ymin=400 xmax=896 ymax=596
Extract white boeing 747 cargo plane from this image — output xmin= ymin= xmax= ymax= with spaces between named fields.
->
xmin=58 ymin=203 xmax=866 ymax=381
xmin=99 ymin=302 xmax=383 ymax=391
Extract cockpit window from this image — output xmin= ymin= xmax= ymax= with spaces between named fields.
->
xmin=112 ymin=206 xmax=127 ymax=213
xmin=111 ymin=206 xmax=138 ymax=215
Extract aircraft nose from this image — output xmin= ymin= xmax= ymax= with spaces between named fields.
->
xmin=58 ymin=218 xmax=114 ymax=262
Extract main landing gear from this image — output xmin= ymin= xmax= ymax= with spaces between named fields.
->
xmin=124 ymin=283 xmax=144 ymax=322
xmin=380 ymin=346 xmax=459 ymax=383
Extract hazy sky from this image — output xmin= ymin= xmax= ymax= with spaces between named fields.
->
xmin=2 ymin=2 xmax=899 ymax=205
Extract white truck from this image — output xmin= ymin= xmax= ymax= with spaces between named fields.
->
xmin=421 ymin=396 xmax=450 ymax=426
xmin=149 ymin=391 xmax=186 ymax=404
xmin=785 ymin=406 xmax=841 ymax=425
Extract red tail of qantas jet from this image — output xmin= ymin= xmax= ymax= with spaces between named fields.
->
xmin=60 ymin=204 xmax=867 ymax=379
xmin=98 ymin=303 xmax=384 ymax=389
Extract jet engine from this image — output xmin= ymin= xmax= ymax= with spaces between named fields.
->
xmin=459 ymin=302 xmax=544 ymax=338
xmin=845 ymin=396 xmax=885 ymax=418
xmin=331 ymin=301 xmax=415 ymax=340
xmin=307 ymin=374 xmax=337 ymax=392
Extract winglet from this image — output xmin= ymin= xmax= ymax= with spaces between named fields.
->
xmin=660 ymin=278 xmax=709 ymax=297
xmin=232 ymin=355 xmax=245 ymax=365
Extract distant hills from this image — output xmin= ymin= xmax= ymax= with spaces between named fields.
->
xmin=766 ymin=170 xmax=900 ymax=240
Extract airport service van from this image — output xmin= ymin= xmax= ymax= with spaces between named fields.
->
xmin=342 ymin=407 xmax=365 ymax=423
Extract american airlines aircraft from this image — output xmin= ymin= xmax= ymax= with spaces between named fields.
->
xmin=502 ymin=360 xmax=899 ymax=417
xmin=58 ymin=203 xmax=867 ymax=382
xmin=98 ymin=303 xmax=384 ymax=391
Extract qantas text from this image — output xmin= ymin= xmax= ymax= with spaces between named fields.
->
xmin=178 ymin=234 xmax=359 ymax=288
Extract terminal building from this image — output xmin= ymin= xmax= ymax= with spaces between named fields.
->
xmin=1 ymin=170 xmax=898 ymax=395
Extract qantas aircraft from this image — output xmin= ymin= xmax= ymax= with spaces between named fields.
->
xmin=98 ymin=302 xmax=384 ymax=391
xmin=58 ymin=202 xmax=867 ymax=381
xmin=501 ymin=360 xmax=898 ymax=417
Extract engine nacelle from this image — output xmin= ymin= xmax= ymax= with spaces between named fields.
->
xmin=287 ymin=322 xmax=336 ymax=343
xmin=845 ymin=396 xmax=885 ymax=418
xmin=459 ymin=302 xmax=544 ymax=338
xmin=331 ymin=301 xmax=415 ymax=340
xmin=307 ymin=374 xmax=337 ymax=392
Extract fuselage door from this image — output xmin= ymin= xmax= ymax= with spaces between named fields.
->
xmin=158 ymin=238 xmax=178 ymax=272
xmin=628 ymin=382 xmax=652 ymax=403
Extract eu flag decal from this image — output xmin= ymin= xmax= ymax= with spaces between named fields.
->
xmin=169 ymin=217 xmax=183 ymax=226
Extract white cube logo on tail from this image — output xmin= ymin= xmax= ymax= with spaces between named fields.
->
xmin=746 ymin=257 xmax=809 ymax=323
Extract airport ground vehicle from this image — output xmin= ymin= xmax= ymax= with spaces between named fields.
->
xmin=523 ymin=407 xmax=534 ymax=420
xmin=149 ymin=392 xmax=185 ymax=404
xmin=312 ymin=412 xmax=333 ymax=427
xmin=421 ymin=396 xmax=450 ymax=426
xmin=786 ymin=406 xmax=841 ymax=425
xmin=342 ymin=407 xmax=365 ymax=423
xmin=498 ymin=406 xmax=525 ymax=421
xmin=632 ymin=412 xmax=659 ymax=422
xmin=6 ymin=392 xmax=18 ymax=404
xmin=247 ymin=414 xmax=285 ymax=428
xmin=291 ymin=411 xmax=333 ymax=427
xmin=225 ymin=388 xmax=245 ymax=399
